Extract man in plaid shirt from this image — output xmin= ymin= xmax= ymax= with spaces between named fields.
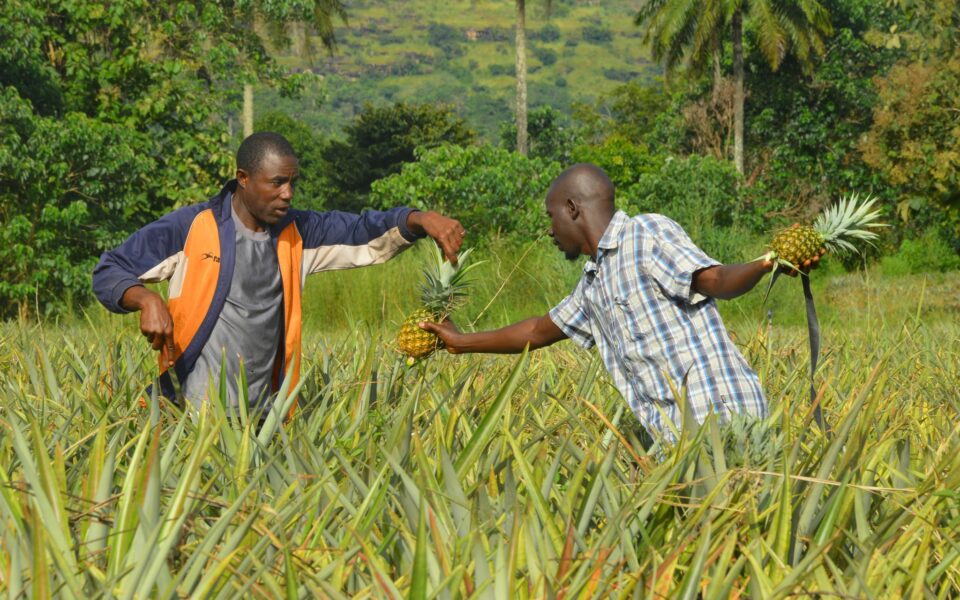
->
xmin=421 ymin=163 xmax=820 ymax=442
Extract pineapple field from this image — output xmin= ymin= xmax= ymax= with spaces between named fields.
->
xmin=1 ymin=251 xmax=959 ymax=598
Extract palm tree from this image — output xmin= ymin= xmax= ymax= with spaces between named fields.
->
xmin=243 ymin=0 xmax=347 ymax=137
xmin=636 ymin=0 xmax=833 ymax=174
xmin=515 ymin=0 xmax=529 ymax=155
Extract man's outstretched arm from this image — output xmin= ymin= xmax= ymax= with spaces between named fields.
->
xmin=693 ymin=252 xmax=823 ymax=300
xmin=419 ymin=315 xmax=567 ymax=354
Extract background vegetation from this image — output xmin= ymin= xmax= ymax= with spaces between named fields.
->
xmin=3 ymin=0 xmax=958 ymax=319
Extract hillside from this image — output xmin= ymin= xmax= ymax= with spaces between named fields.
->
xmin=261 ymin=0 xmax=659 ymax=140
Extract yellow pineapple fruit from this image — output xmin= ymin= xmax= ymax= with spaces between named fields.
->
xmin=397 ymin=246 xmax=478 ymax=362
xmin=763 ymin=193 xmax=885 ymax=270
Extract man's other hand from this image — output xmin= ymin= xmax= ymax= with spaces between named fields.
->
xmin=122 ymin=285 xmax=176 ymax=367
xmin=407 ymin=211 xmax=466 ymax=264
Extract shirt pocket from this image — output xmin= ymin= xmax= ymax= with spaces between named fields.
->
xmin=613 ymin=294 xmax=653 ymax=344
xmin=613 ymin=294 xmax=690 ymax=386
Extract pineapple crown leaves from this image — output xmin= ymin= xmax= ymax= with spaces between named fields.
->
xmin=814 ymin=192 xmax=887 ymax=256
xmin=419 ymin=245 xmax=484 ymax=315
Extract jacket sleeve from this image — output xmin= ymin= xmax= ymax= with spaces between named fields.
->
xmin=297 ymin=207 xmax=425 ymax=275
xmin=92 ymin=206 xmax=198 ymax=313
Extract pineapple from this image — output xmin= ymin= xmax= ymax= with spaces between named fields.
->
xmin=762 ymin=193 xmax=886 ymax=270
xmin=397 ymin=245 xmax=479 ymax=362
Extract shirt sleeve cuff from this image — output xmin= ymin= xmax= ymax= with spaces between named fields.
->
xmin=685 ymin=260 xmax=721 ymax=305
xmin=110 ymin=280 xmax=144 ymax=314
xmin=397 ymin=208 xmax=426 ymax=242
xmin=548 ymin=309 xmax=595 ymax=350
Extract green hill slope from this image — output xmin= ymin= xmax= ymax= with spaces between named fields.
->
xmin=261 ymin=0 xmax=659 ymax=140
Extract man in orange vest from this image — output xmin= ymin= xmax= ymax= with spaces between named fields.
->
xmin=94 ymin=132 xmax=465 ymax=412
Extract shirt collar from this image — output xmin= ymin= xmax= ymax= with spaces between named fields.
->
xmin=596 ymin=211 xmax=629 ymax=252
xmin=584 ymin=211 xmax=629 ymax=276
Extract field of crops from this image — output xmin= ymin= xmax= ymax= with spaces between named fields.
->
xmin=2 ymin=264 xmax=959 ymax=598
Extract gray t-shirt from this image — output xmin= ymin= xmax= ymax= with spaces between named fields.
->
xmin=183 ymin=203 xmax=283 ymax=411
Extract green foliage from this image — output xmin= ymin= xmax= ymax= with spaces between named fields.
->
xmin=879 ymin=230 xmax=960 ymax=276
xmin=323 ymin=102 xmax=475 ymax=211
xmin=746 ymin=2 xmax=899 ymax=221
xmin=254 ymin=111 xmax=329 ymax=211
xmin=271 ymin=1 xmax=654 ymax=141
xmin=4 ymin=270 xmax=960 ymax=595
xmin=570 ymin=136 xmax=665 ymax=191
xmin=864 ymin=0 xmax=959 ymax=59
xmin=581 ymin=23 xmax=613 ymax=44
xmin=304 ymin=240 xmax=583 ymax=332
xmin=426 ymin=22 xmax=465 ymax=57
xmin=572 ymin=81 xmax=680 ymax=149
xmin=369 ymin=144 xmax=561 ymax=239
xmin=636 ymin=0 xmax=833 ymax=74
xmin=531 ymin=23 xmax=561 ymax=42
xmin=488 ymin=63 xmax=515 ymax=76
xmin=499 ymin=105 xmax=580 ymax=164
xmin=533 ymin=45 xmax=558 ymax=66
xmin=0 ymin=91 xmax=160 ymax=318
xmin=860 ymin=55 xmax=960 ymax=243
xmin=629 ymin=155 xmax=756 ymax=262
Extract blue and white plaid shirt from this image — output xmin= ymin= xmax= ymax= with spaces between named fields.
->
xmin=549 ymin=211 xmax=767 ymax=440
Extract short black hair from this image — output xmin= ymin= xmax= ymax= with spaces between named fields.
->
xmin=236 ymin=132 xmax=297 ymax=174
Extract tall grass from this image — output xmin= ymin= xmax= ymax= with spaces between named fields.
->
xmin=2 ymin=262 xmax=959 ymax=597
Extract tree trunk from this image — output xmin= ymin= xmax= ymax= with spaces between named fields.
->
xmin=515 ymin=0 xmax=528 ymax=156
xmin=732 ymin=8 xmax=744 ymax=175
xmin=712 ymin=47 xmax=722 ymax=101
xmin=243 ymin=84 xmax=254 ymax=138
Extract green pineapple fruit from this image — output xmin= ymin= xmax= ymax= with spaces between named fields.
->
xmin=763 ymin=193 xmax=885 ymax=270
xmin=397 ymin=246 xmax=479 ymax=362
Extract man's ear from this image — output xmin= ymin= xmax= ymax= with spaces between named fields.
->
xmin=566 ymin=198 xmax=580 ymax=220
xmin=236 ymin=168 xmax=249 ymax=188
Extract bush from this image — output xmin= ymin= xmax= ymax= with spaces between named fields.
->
xmin=369 ymin=144 xmax=562 ymax=239
xmin=532 ymin=23 xmax=561 ymax=43
xmin=426 ymin=22 xmax=464 ymax=57
xmin=602 ymin=68 xmax=639 ymax=82
xmin=880 ymin=230 xmax=960 ymax=276
xmin=629 ymin=156 xmax=751 ymax=262
xmin=534 ymin=46 xmax=558 ymax=66
xmin=582 ymin=24 xmax=612 ymax=44
xmin=570 ymin=136 xmax=664 ymax=194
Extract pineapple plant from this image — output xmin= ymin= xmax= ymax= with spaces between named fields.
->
xmin=761 ymin=193 xmax=886 ymax=271
xmin=396 ymin=245 xmax=480 ymax=363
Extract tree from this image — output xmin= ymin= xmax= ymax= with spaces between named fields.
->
xmin=322 ymin=102 xmax=475 ymax=212
xmin=500 ymin=105 xmax=579 ymax=163
xmin=369 ymin=144 xmax=561 ymax=238
xmin=859 ymin=0 xmax=960 ymax=245
xmin=635 ymin=0 xmax=833 ymax=174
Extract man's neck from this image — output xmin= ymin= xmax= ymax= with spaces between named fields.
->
xmin=231 ymin=193 xmax=266 ymax=233
xmin=585 ymin=212 xmax=615 ymax=258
